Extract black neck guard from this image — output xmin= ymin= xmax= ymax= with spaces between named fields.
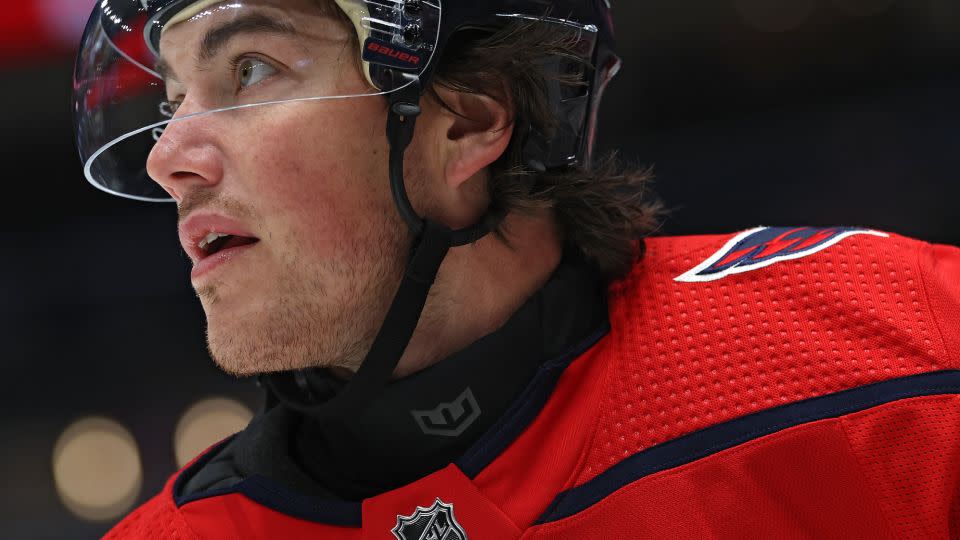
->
xmin=180 ymin=254 xmax=607 ymax=501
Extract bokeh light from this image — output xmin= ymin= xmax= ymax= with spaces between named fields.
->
xmin=36 ymin=0 xmax=90 ymax=46
xmin=52 ymin=417 xmax=142 ymax=522
xmin=174 ymin=397 xmax=253 ymax=468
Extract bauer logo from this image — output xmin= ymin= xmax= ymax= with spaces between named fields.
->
xmin=411 ymin=388 xmax=481 ymax=437
xmin=363 ymin=38 xmax=422 ymax=69
xmin=675 ymin=226 xmax=889 ymax=283
xmin=392 ymin=499 xmax=467 ymax=540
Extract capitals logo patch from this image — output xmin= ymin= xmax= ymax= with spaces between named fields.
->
xmin=675 ymin=226 xmax=888 ymax=283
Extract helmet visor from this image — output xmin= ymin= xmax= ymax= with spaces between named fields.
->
xmin=74 ymin=0 xmax=441 ymax=201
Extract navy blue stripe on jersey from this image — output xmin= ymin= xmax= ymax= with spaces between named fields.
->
xmin=173 ymin=436 xmax=362 ymax=528
xmin=237 ymin=475 xmax=362 ymax=527
xmin=537 ymin=369 xmax=960 ymax=524
xmin=457 ymin=324 xmax=610 ymax=478
xmin=175 ymin=474 xmax=362 ymax=528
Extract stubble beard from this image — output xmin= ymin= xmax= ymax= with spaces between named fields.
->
xmin=200 ymin=220 xmax=409 ymax=377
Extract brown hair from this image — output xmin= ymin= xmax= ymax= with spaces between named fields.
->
xmin=318 ymin=1 xmax=664 ymax=280
xmin=429 ymin=21 xmax=664 ymax=281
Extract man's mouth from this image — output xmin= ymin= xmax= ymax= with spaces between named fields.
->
xmin=198 ymin=232 xmax=260 ymax=258
xmin=190 ymin=231 xmax=261 ymax=281
xmin=178 ymin=213 xmax=262 ymax=280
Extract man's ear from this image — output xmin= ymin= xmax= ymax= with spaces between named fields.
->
xmin=431 ymin=85 xmax=514 ymax=190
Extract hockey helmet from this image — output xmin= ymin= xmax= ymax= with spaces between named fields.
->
xmin=73 ymin=0 xmax=619 ymax=203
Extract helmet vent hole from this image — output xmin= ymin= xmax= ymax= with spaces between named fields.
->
xmin=403 ymin=23 xmax=423 ymax=45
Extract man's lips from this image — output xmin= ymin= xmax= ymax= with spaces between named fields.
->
xmin=178 ymin=213 xmax=260 ymax=264
xmin=190 ymin=240 xmax=259 ymax=281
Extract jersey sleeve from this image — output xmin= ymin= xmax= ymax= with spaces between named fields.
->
xmin=919 ymin=241 xmax=960 ymax=363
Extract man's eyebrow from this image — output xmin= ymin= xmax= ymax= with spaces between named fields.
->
xmin=198 ymin=12 xmax=299 ymax=63
xmin=155 ymin=57 xmax=177 ymax=83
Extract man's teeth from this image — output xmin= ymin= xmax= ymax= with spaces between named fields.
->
xmin=198 ymin=232 xmax=231 ymax=251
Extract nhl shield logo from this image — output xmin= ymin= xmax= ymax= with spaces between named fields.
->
xmin=392 ymin=498 xmax=468 ymax=540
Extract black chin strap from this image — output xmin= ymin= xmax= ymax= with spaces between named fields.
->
xmin=261 ymin=74 xmax=489 ymax=420
xmin=386 ymin=77 xmax=491 ymax=247
xmin=261 ymin=219 xmax=452 ymax=419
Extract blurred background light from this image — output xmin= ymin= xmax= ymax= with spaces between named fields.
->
xmin=174 ymin=397 xmax=254 ymax=468
xmin=37 ymin=0 xmax=91 ymax=47
xmin=52 ymin=417 xmax=142 ymax=523
xmin=734 ymin=0 xmax=816 ymax=32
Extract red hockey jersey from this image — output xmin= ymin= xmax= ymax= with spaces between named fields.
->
xmin=106 ymin=227 xmax=960 ymax=539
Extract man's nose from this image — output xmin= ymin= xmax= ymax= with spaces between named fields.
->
xmin=146 ymin=99 xmax=224 ymax=203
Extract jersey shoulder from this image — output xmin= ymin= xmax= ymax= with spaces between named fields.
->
xmin=581 ymin=226 xmax=960 ymax=479
xmin=530 ymin=227 xmax=960 ymax=534
xmin=621 ymin=226 xmax=959 ymax=349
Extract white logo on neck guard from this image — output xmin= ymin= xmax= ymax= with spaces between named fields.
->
xmin=411 ymin=388 xmax=481 ymax=437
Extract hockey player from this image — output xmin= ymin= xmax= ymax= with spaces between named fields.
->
xmin=73 ymin=0 xmax=960 ymax=538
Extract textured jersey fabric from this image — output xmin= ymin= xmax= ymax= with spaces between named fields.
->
xmin=583 ymin=230 xmax=955 ymax=480
xmin=104 ymin=229 xmax=960 ymax=539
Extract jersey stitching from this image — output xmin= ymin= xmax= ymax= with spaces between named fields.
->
xmin=531 ymin=416 xmax=841 ymax=532
xmin=164 ymin=489 xmax=205 ymax=540
xmin=836 ymin=400 xmax=916 ymax=538
xmin=533 ymin=392 xmax=960 ymax=532
xmin=915 ymin=241 xmax=954 ymax=367
xmin=679 ymin=386 xmax=960 ymax=463
xmin=568 ymin=237 xmax=720 ymax=486
xmin=562 ymin=336 xmax=617 ymax=494
xmin=541 ymin=380 xmax=960 ymax=524
xmin=840 ymin=393 xmax=960 ymax=538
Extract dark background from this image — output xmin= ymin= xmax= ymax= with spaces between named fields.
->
xmin=1 ymin=0 xmax=957 ymax=538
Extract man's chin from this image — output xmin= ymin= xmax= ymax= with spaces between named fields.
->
xmin=204 ymin=321 xmax=363 ymax=378
xmin=205 ymin=327 xmax=288 ymax=377
xmin=197 ymin=275 xmax=380 ymax=377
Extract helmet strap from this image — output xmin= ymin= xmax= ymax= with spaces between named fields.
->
xmin=386 ymin=74 xmax=491 ymax=247
xmin=261 ymin=72 xmax=488 ymax=420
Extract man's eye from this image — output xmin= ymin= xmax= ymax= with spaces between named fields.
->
xmin=237 ymin=58 xmax=278 ymax=89
xmin=161 ymin=99 xmax=181 ymax=117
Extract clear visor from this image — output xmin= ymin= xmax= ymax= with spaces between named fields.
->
xmin=74 ymin=0 xmax=441 ymax=201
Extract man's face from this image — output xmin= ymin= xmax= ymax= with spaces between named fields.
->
xmin=146 ymin=0 xmax=418 ymax=375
